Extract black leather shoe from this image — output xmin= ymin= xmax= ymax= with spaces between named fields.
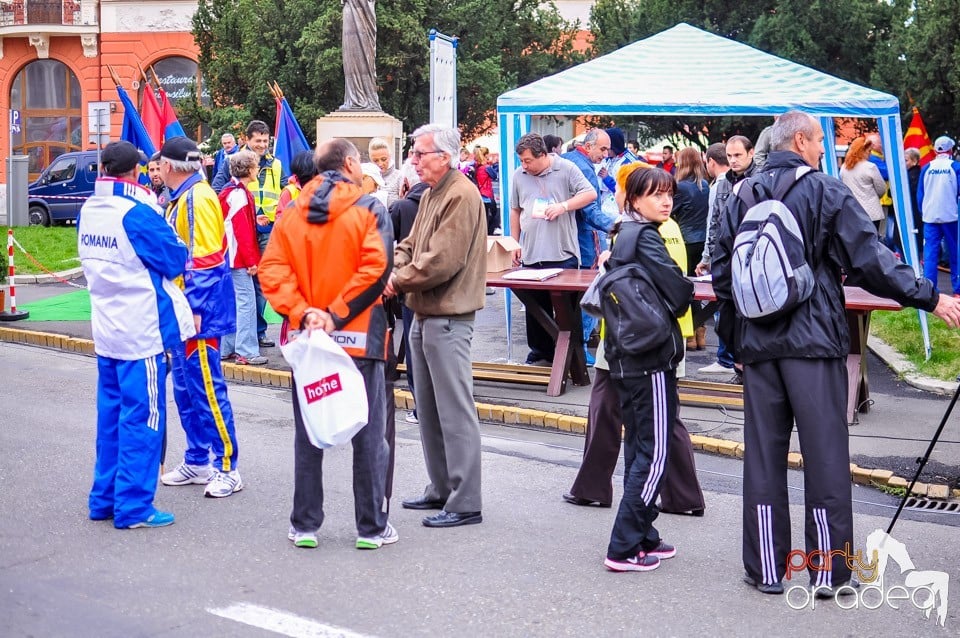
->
xmin=562 ymin=493 xmax=611 ymax=508
xmin=258 ymin=338 xmax=276 ymax=348
xmin=422 ymin=510 xmax=482 ymax=528
xmin=401 ymin=496 xmax=445 ymax=510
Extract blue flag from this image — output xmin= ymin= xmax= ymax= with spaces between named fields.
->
xmin=116 ymin=85 xmax=157 ymax=186
xmin=273 ymin=97 xmax=311 ymax=175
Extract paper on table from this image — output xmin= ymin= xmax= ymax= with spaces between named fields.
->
xmin=502 ymin=268 xmax=564 ymax=282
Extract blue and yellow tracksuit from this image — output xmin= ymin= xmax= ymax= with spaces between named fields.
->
xmin=79 ymin=178 xmax=196 ymax=527
xmin=166 ymin=174 xmax=239 ymax=472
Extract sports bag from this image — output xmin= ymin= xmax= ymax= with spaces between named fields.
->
xmin=730 ymin=166 xmax=814 ymax=323
xmin=281 ymin=329 xmax=368 ymax=449
xmin=598 ymin=263 xmax=674 ymax=357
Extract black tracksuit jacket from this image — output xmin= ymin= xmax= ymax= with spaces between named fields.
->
xmin=712 ymin=151 xmax=938 ymax=365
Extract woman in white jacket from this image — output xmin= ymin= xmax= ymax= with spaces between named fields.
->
xmin=840 ymin=136 xmax=887 ymax=235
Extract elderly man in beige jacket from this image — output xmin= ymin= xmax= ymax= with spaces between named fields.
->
xmin=384 ymin=124 xmax=488 ymax=528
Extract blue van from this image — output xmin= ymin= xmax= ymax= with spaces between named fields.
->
xmin=28 ymin=151 xmax=99 ymax=226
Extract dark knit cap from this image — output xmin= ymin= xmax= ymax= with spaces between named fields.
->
xmin=606 ymin=127 xmax=626 ymax=155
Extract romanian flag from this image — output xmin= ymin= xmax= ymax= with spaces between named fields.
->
xmin=116 ymin=85 xmax=157 ymax=185
xmin=140 ymin=86 xmax=163 ymax=149
xmin=903 ymin=108 xmax=936 ymax=166
xmin=157 ymin=87 xmax=187 ymax=142
xmin=273 ymin=96 xmax=311 ymax=176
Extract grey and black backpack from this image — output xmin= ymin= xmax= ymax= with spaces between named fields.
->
xmin=730 ymin=167 xmax=814 ymax=323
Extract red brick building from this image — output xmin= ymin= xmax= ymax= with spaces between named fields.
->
xmin=0 ymin=0 xmax=202 ymax=189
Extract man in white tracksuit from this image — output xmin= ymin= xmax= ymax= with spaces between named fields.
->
xmin=79 ymin=141 xmax=195 ymax=529
xmin=917 ymin=135 xmax=960 ymax=295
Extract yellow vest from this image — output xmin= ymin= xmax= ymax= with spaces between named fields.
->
xmin=600 ymin=219 xmax=694 ymax=340
xmin=658 ymin=218 xmax=694 ymax=338
xmin=249 ymin=154 xmax=283 ymax=221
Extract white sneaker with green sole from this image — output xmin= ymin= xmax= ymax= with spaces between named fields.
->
xmin=356 ymin=522 xmax=399 ymax=549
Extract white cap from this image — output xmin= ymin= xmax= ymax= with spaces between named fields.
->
xmin=934 ymin=136 xmax=955 ymax=154
xmin=360 ymin=162 xmax=384 ymax=187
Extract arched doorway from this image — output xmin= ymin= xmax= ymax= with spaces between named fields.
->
xmin=10 ymin=59 xmax=83 ymax=180
xmin=142 ymin=56 xmax=211 ymax=141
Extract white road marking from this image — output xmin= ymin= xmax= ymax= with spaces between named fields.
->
xmin=207 ymin=603 xmax=376 ymax=638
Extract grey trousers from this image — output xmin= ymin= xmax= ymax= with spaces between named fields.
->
xmin=290 ymin=358 xmax=389 ymax=537
xmin=410 ymin=315 xmax=482 ymax=513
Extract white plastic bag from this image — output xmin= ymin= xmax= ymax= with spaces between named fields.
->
xmin=280 ymin=329 xmax=368 ymax=449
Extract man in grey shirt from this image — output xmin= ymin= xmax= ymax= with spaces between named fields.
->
xmin=509 ymin=133 xmax=597 ymax=365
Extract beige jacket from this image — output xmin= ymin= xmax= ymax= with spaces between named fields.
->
xmin=840 ymin=160 xmax=886 ymax=222
xmin=394 ymin=168 xmax=487 ymax=317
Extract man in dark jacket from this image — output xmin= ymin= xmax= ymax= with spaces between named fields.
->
xmin=389 ymin=181 xmax=429 ymax=424
xmin=713 ymin=111 xmax=960 ymax=596
xmin=703 ymin=136 xmax=758 ymax=270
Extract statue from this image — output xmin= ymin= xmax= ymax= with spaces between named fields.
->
xmin=339 ymin=0 xmax=382 ymax=112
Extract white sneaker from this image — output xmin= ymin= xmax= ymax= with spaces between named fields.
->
xmin=204 ymin=470 xmax=243 ymax=498
xmin=160 ymin=462 xmax=215 ymax=486
xmin=699 ymin=362 xmax=733 ymax=374
xmin=288 ymin=526 xmax=318 ymax=549
xmin=404 ymin=411 xmax=419 ymax=424
xmin=356 ymin=522 xmax=399 ymax=549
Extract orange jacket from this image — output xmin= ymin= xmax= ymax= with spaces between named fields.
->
xmin=259 ymin=172 xmax=393 ymax=360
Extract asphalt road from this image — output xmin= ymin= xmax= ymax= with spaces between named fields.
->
xmin=1 ymin=341 xmax=958 ymax=637
xmin=13 ymin=279 xmax=960 ymax=485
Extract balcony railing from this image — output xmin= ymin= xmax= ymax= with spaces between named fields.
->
xmin=0 ymin=1 xmax=98 ymax=28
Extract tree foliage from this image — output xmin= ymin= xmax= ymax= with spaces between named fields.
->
xmin=191 ymin=0 xmax=583 ymax=147
xmin=872 ymin=0 xmax=960 ymax=138
xmin=588 ymin=0 xmax=898 ymax=146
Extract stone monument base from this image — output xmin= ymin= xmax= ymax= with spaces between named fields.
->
xmin=316 ymin=111 xmax=404 ymax=162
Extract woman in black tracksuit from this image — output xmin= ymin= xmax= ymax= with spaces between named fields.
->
xmin=603 ymin=167 xmax=693 ymax=573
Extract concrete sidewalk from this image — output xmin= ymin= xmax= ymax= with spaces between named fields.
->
xmin=5 ymin=276 xmax=960 ymax=499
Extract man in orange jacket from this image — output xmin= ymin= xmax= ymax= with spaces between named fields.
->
xmin=259 ymin=138 xmax=396 ymax=550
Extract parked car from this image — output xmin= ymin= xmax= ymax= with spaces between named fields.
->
xmin=28 ymin=151 xmax=99 ymax=226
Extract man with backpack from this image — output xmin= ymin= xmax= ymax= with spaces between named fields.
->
xmin=712 ymin=111 xmax=960 ymax=597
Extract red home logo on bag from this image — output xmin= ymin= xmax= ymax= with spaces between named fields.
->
xmin=303 ymin=373 xmax=343 ymax=404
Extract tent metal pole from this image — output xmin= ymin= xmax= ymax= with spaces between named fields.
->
xmin=820 ymin=117 xmax=838 ymax=177
xmin=880 ymin=113 xmax=932 ymax=360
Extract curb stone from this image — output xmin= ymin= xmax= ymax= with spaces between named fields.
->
xmin=1 ymin=325 xmax=955 ymax=501
xmin=14 ymin=267 xmax=85 ymax=285
xmin=867 ymin=334 xmax=958 ymax=395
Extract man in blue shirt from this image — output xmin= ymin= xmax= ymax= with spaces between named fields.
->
xmin=211 ymin=132 xmax=239 ymax=179
xmin=561 ymin=129 xmax=618 ymax=366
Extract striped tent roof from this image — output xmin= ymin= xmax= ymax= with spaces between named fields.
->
xmin=497 ymin=23 xmax=899 ymax=117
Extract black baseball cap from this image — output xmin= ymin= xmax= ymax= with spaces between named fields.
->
xmin=160 ymin=136 xmax=202 ymax=162
xmin=100 ymin=141 xmax=143 ymax=176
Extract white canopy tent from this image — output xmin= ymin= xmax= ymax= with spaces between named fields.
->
xmin=496 ymin=22 xmax=930 ymax=358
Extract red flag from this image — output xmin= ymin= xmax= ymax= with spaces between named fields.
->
xmin=140 ymin=86 xmax=163 ymax=149
xmin=157 ymin=87 xmax=187 ymax=140
xmin=903 ymin=108 xmax=936 ymax=166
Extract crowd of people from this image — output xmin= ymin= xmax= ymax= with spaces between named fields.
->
xmin=78 ymin=108 xmax=960 ymax=597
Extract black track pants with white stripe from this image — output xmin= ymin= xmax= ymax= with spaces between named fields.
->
xmin=607 ymin=370 xmax=677 ymax=560
xmin=742 ymin=358 xmax=853 ymax=588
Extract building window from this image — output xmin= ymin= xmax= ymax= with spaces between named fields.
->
xmin=10 ymin=59 xmax=83 ymax=178
xmin=142 ymin=56 xmax=211 ymax=141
